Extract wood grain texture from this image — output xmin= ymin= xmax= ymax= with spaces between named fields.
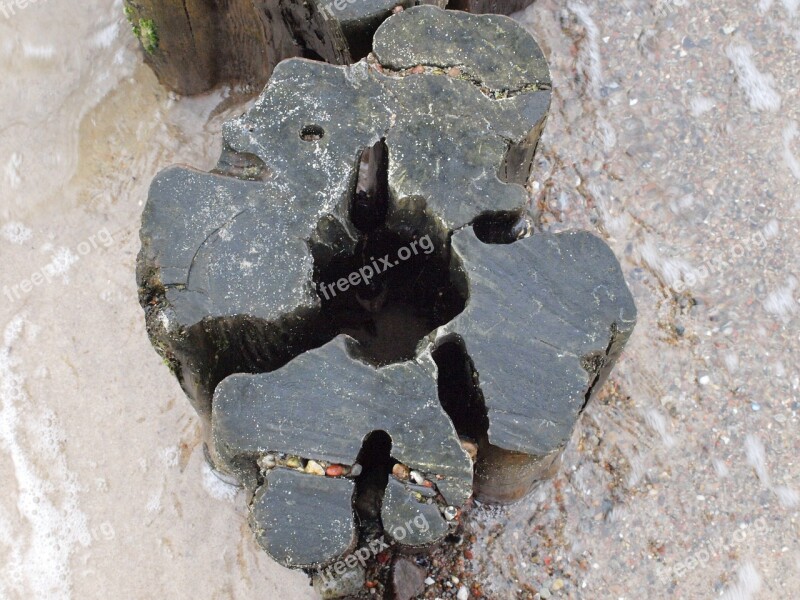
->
xmin=126 ymin=0 xmax=538 ymax=95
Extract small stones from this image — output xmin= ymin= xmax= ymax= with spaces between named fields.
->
xmin=392 ymin=463 xmax=410 ymax=481
xmin=326 ymin=464 xmax=345 ymax=477
xmin=425 ymin=577 xmax=435 ymax=586
xmin=286 ymin=456 xmax=303 ymax=470
xmin=447 ymin=66 xmax=462 ymax=78
xmin=257 ymin=454 xmax=276 ymax=471
xmin=456 ymin=585 xmax=469 ymax=600
xmin=391 ymin=557 xmax=426 ymax=600
xmin=552 ymin=579 xmax=565 ymax=591
xmin=409 ymin=470 xmax=425 ymax=485
xmin=258 ymin=456 xmax=358 ymax=478
xmin=444 ymin=506 xmax=459 ymax=521
xmin=305 ymin=460 xmax=326 ymax=476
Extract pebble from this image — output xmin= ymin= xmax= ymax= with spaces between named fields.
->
xmin=410 ymin=470 xmax=425 ymax=485
xmin=425 ymin=577 xmax=435 ymax=586
xmin=392 ymin=463 xmax=410 ymax=480
xmin=349 ymin=463 xmax=363 ymax=477
xmin=456 ymin=585 xmax=469 ymax=600
xmin=391 ymin=557 xmax=425 ymax=600
xmin=286 ymin=456 xmax=303 ymax=470
xmin=258 ymin=454 xmax=276 ymax=470
xmin=539 ymin=588 xmax=551 ymax=599
xmin=552 ymin=579 xmax=564 ymax=591
xmin=444 ymin=506 xmax=458 ymax=521
xmin=447 ymin=67 xmax=462 ymax=78
xmin=699 ymin=375 xmax=710 ymax=385
xmin=326 ymin=464 xmax=345 ymax=477
xmin=305 ymin=460 xmax=325 ymax=476
xmin=751 ymin=402 xmax=761 ymax=411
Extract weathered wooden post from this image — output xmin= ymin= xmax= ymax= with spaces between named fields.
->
xmin=123 ymin=0 xmax=536 ymax=95
xmin=137 ymin=6 xmax=634 ymax=598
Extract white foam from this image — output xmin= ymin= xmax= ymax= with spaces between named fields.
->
xmin=782 ymin=0 xmax=800 ymax=16
xmin=723 ymin=351 xmax=739 ymax=374
xmin=782 ymin=121 xmax=800 ymax=181
xmin=21 ymin=43 xmax=56 ymax=61
xmin=763 ymin=276 xmax=798 ymax=319
xmin=0 ymin=315 xmax=90 ymax=599
xmin=745 ymin=434 xmax=770 ymax=486
xmin=201 ymin=461 xmax=239 ymax=502
xmin=720 ymin=563 xmax=762 ymax=600
xmin=763 ymin=219 xmax=780 ymax=240
xmin=161 ymin=446 xmax=179 ymax=469
xmin=1 ymin=222 xmax=32 ymax=245
xmin=145 ymin=489 xmax=162 ymax=513
xmin=568 ymin=2 xmax=603 ymax=99
xmin=690 ymin=95 xmax=716 ymax=117
xmin=725 ymin=44 xmax=782 ymax=112
xmin=91 ymin=22 xmax=119 ymax=49
xmin=642 ymin=408 xmax=676 ymax=448
xmin=637 ymin=237 xmax=695 ymax=289
xmin=774 ymin=485 xmax=800 ymax=508
xmin=43 ymin=247 xmax=79 ymax=283
xmin=4 ymin=153 xmax=22 ymax=189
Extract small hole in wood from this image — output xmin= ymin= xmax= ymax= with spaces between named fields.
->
xmin=300 ymin=124 xmax=325 ymax=141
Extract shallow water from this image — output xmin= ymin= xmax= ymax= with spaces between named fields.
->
xmin=0 ymin=0 xmax=798 ymax=599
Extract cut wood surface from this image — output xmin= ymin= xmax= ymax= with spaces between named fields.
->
xmin=137 ymin=5 xmax=635 ymax=590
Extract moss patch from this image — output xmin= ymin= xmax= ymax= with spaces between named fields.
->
xmin=124 ymin=2 xmax=159 ymax=55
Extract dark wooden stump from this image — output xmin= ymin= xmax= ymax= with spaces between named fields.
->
xmin=123 ymin=0 xmax=536 ymax=95
xmin=448 ymin=0 xmax=536 ymax=14
xmin=137 ymin=5 xmax=634 ymax=594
